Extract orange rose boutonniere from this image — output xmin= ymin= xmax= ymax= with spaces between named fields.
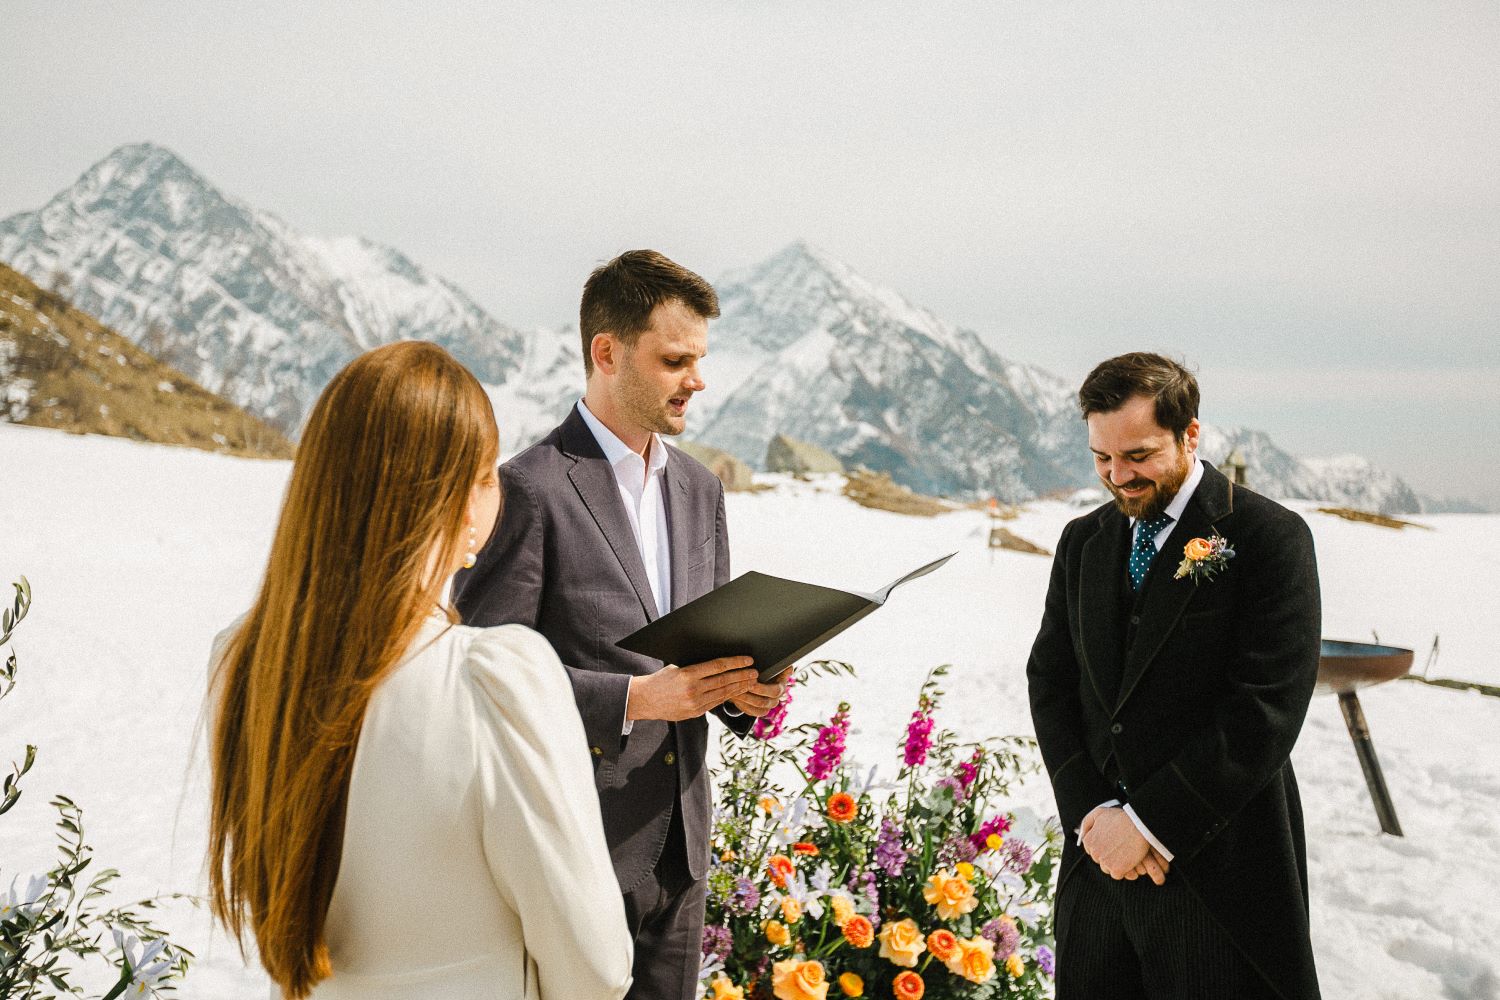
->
xmin=1174 ymin=533 xmax=1235 ymax=584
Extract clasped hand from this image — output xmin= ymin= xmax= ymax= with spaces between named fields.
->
xmin=627 ymin=656 xmax=787 ymax=722
xmin=1080 ymin=805 xmax=1171 ymax=886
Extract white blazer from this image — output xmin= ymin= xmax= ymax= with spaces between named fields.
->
xmin=221 ymin=617 xmax=634 ymax=1000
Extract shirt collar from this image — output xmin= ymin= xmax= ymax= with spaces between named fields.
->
xmin=577 ymin=399 xmax=667 ymax=474
xmin=1132 ymin=454 xmax=1204 ymax=528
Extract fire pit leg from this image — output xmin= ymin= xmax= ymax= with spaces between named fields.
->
xmin=1336 ymin=691 xmax=1403 ymax=837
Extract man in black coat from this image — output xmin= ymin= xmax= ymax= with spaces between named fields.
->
xmin=1027 ymin=352 xmax=1321 ymax=999
xmin=456 ymin=250 xmax=786 ymax=1000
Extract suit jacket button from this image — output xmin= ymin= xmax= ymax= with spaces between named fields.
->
xmin=664 ymin=751 xmax=677 ymax=765
xmin=1110 ymin=723 xmax=1123 ymax=735
xmin=590 ymin=746 xmax=603 ymax=757
xmin=1129 ymin=615 xmax=1141 ymax=626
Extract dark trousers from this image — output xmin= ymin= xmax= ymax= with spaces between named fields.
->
xmin=622 ymin=803 xmax=706 ymax=1000
xmin=1056 ymin=856 xmax=1280 ymax=1000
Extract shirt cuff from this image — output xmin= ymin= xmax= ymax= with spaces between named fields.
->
xmin=722 ymin=704 xmax=744 ymax=717
xmin=1074 ymin=799 xmax=1121 ymax=844
xmin=1123 ymin=804 xmax=1174 ymax=862
xmin=621 ymin=684 xmax=633 ymax=736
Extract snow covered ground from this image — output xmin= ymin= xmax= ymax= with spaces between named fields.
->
xmin=1 ymin=422 xmax=1497 ymax=999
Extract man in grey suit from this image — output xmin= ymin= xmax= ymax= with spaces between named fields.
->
xmin=456 ymin=250 xmax=786 ymax=1000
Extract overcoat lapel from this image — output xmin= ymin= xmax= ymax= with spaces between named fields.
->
xmin=1113 ymin=463 xmax=1235 ymax=714
xmin=559 ymin=408 xmax=661 ymax=621
xmin=661 ymin=454 xmax=695 ymax=612
xmin=1077 ymin=504 xmax=1130 ymax=710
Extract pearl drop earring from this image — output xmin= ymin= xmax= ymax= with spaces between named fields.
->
xmin=463 ymin=523 xmax=478 ymax=569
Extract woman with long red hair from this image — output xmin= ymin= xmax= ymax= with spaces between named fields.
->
xmin=207 ymin=341 xmax=632 ymax=999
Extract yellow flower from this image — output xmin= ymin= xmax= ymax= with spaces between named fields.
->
xmin=781 ymin=896 xmax=803 ymax=924
xmin=709 ymin=974 xmax=746 ymax=1000
xmin=1006 ymin=953 xmax=1025 ymax=978
xmin=765 ymin=919 xmax=791 ymax=946
xmin=830 ymin=894 xmax=855 ymax=926
xmin=985 ymin=833 xmax=1003 ymax=851
xmin=837 ymin=971 xmax=864 ymax=997
xmin=944 ymin=936 xmax=996 ymax=984
xmin=955 ymin=862 xmax=975 ymax=880
xmin=772 ymin=958 xmax=829 ymax=1000
xmin=721 ymin=849 xmax=737 ymax=862
xmin=922 ymin=870 xmax=978 ymax=920
xmin=877 ymin=918 xmax=927 ymax=968
xmin=760 ymin=795 xmax=779 ymax=813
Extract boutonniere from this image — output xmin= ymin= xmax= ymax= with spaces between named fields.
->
xmin=1174 ymin=533 xmax=1235 ymax=584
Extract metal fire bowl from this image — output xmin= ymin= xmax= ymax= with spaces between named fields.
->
xmin=1317 ymin=639 xmax=1413 ymax=695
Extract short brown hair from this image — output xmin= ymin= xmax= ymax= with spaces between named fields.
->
xmin=1078 ymin=352 xmax=1200 ymax=440
xmin=579 ymin=250 xmax=719 ymax=375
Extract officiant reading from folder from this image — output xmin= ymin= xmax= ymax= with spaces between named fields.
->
xmin=456 ymin=250 xmax=789 ymax=1000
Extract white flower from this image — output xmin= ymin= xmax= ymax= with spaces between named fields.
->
xmin=0 ymin=873 xmax=48 ymax=922
xmin=113 ymin=930 xmax=171 ymax=995
xmin=768 ymin=797 xmax=812 ymax=846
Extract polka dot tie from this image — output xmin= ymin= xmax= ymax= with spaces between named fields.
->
xmin=1129 ymin=513 xmax=1175 ymax=591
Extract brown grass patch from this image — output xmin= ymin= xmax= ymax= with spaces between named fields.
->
xmin=1315 ymin=507 xmax=1431 ymax=531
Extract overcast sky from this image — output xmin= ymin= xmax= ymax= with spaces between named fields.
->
xmin=3 ymin=2 xmax=1496 ymax=505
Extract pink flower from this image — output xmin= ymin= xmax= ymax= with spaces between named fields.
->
xmin=807 ymin=703 xmax=850 ymax=781
xmin=753 ymin=673 xmax=796 ymax=740
xmin=903 ymin=697 xmax=935 ymax=767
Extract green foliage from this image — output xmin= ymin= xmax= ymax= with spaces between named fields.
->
xmin=1 ymin=578 xmax=195 ymax=998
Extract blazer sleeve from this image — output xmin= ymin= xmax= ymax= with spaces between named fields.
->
xmin=465 ymin=626 xmax=634 ymax=1000
xmin=456 ymin=463 xmax=633 ymax=754
xmin=1125 ymin=511 xmax=1321 ymax=861
xmin=1026 ymin=520 xmax=1117 ymax=833
xmin=707 ymin=482 xmax=755 ymax=739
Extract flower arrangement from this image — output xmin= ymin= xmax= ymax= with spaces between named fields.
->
xmin=702 ymin=661 xmax=1060 ymax=1000
xmin=1172 ymin=534 xmax=1235 ymax=584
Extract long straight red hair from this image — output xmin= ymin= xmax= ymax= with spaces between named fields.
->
xmin=207 ymin=341 xmax=498 ymax=998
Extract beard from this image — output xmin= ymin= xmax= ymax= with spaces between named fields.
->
xmin=614 ymin=354 xmax=689 ymax=438
xmin=1103 ymin=448 xmax=1192 ymax=520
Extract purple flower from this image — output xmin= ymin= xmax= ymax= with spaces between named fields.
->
xmin=939 ymin=833 xmax=979 ymax=867
xmin=902 ymin=698 xmax=935 ymax=767
xmin=730 ymin=876 xmax=760 ymax=914
xmin=753 ymin=674 xmax=796 ymax=740
xmin=1037 ymin=945 xmax=1056 ymax=977
xmin=806 ymin=703 xmax=850 ymax=781
xmin=981 ymin=917 xmax=1021 ymax=959
xmin=1004 ymin=838 xmax=1035 ymax=873
xmin=934 ymin=775 xmax=967 ymax=807
xmin=968 ymin=813 xmax=1014 ymax=852
xmin=702 ymin=924 xmax=734 ymax=963
xmin=874 ymin=817 xmax=908 ymax=878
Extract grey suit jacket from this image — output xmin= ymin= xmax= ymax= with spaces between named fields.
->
xmin=455 ymin=405 xmax=752 ymax=893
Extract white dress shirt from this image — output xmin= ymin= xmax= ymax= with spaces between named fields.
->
xmin=577 ymin=400 xmax=671 ymax=735
xmin=1091 ymin=455 xmax=1205 ymax=863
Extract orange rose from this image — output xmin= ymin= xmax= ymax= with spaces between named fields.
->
xmin=891 ymin=970 xmax=924 ymax=999
xmin=781 ymin=896 xmax=803 ymax=924
xmin=1184 ymin=537 xmax=1213 ymax=561
xmin=925 ymin=928 xmax=960 ymax=963
xmin=768 ymin=854 xmax=795 ymax=888
xmin=943 ymin=937 xmax=995 ymax=984
xmin=841 ymin=914 xmax=875 ymax=949
xmin=765 ymin=918 xmax=791 ymax=946
xmin=1005 ymin=953 xmax=1025 ymax=978
xmin=827 ymin=792 xmax=858 ymax=823
xmin=710 ymin=975 xmax=747 ymax=1000
xmin=922 ymin=870 xmax=978 ymax=920
xmin=837 ymin=971 xmax=864 ymax=997
xmin=772 ymin=958 xmax=829 ymax=1000
xmin=793 ymin=842 xmax=820 ymax=856
xmin=876 ymin=918 xmax=926 ymax=967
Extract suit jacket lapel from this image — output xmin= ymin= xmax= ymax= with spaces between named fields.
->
xmin=1077 ymin=505 xmax=1130 ymax=710
xmin=1114 ymin=463 xmax=1234 ymax=714
xmin=661 ymin=454 xmax=694 ymax=612
xmin=560 ymin=407 xmax=661 ymax=621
